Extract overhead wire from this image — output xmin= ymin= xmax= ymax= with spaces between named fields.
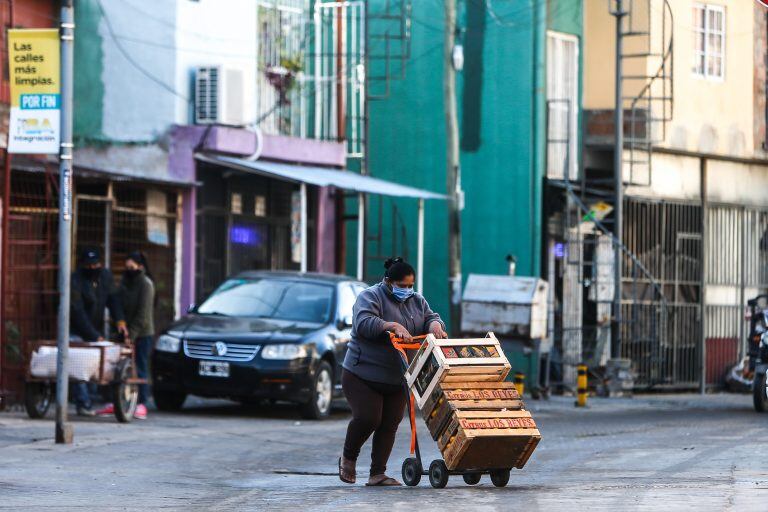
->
xmin=96 ymin=0 xmax=190 ymax=101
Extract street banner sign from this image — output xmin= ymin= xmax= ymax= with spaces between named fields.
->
xmin=7 ymin=29 xmax=60 ymax=154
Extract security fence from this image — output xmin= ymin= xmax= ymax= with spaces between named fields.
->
xmin=1 ymin=168 xmax=180 ymax=404
xmin=620 ymin=198 xmax=768 ymax=388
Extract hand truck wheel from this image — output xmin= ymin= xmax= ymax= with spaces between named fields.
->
xmin=489 ymin=468 xmax=511 ymax=487
xmin=462 ymin=472 xmax=482 ymax=485
xmin=428 ymin=459 xmax=449 ymax=488
xmin=402 ymin=457 xmax=422 ymax=486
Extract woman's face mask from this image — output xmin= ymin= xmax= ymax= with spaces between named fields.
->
xmin=391 ymin=284 xmax=414 ymax=302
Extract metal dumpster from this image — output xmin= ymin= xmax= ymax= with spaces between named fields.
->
xmin=460 ymin=274 xmax=550 ymax=396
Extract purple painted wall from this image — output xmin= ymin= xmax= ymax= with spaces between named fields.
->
xmin=169 ymin=124 xmax=348 ymax=309
xmin=315 ymin=186 xmax=337 ymax=273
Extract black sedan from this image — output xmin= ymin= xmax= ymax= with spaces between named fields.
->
xmin=152 ymin=271 xmax=367 ymax=419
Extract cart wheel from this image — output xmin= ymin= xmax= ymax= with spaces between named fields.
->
xmin=24 ymin=382 xmax=52 ymax=419
xmin=402 ymin=457 xmax=422 ymax=487
xmin=428 ymin=459 xmax=449 ymax=489
xmin=489 ymin=469 xmax=511 ymax=487
xmin=462 ymin=472 xmax=481 ymax=485
xmin=112 ymin=359 xmax=139 ymax=423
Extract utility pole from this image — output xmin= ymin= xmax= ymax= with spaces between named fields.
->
xmin=444 ymin=0 xmax=462 ymax=332
xmin=55 ymin=0 xmax=75 ymax=444
xmin=610 ymin=0 xmax=625 ymax=360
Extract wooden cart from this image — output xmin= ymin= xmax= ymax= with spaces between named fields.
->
xmin=393 ymin=333 xmax=541 ymax=488
xmin=24 ymin=339 xmax=146 ymax=423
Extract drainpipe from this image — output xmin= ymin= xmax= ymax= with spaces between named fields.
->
xmin=530 ymin=0 xmax=546 ymax=277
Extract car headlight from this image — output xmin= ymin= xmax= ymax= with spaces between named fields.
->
xmin=155 ymin=334 xmax=181 ymax=353
xmin=261 ymin=344 xmax=308 ymax=360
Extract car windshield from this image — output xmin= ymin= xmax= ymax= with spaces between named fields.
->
xmin=196 ymin=278 xmax=334 ymax=323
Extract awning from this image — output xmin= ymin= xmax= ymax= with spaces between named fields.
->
xmin=196 ymin=152 xmax=437 ymax=290
xmin=196 ymin=153 xmax=445 ymax=200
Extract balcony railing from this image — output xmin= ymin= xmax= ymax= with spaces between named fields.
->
xmin=255 ymin=0 xmax=365 ymax=159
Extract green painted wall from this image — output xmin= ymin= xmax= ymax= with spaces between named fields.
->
xmin=365 ymin=1 xmax=584 ymax=327
xmin=363 ymin=1 xmax=583 ymax=385
xmin=73 ymin=0 xmax=105 ymax=144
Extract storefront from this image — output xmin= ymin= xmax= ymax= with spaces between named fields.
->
xmin=194 ymin=159 xmax=317 ymax=300
xmin=0 ymin=156 xmax=194 ymax=405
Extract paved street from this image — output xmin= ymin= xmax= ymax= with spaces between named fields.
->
xmin=1 ymin=393 xmax=767 ymax=511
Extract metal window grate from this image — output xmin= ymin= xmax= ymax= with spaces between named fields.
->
xmin=195 ymin=67 xmax=219 ymax=124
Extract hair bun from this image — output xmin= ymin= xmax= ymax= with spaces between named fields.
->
xmin=384 ymin=256 xmax=403 ymax=270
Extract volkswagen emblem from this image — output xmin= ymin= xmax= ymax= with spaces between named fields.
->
xmin=212 ymin=341 xmax=228 ymax=357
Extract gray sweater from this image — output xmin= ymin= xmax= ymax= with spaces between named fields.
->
xmin=342 ymin=281 xmax=445 ymax=385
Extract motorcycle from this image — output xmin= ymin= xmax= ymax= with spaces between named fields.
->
xmin=747 ymin=295 xmax=768 ymax=412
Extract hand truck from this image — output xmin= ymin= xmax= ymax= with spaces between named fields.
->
xmin=390 ymin=333 xmax=513 ymax=488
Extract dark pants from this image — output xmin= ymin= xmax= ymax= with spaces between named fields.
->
xmin=342 ymin=369 xmax=407 ymax=477
xmin=135 ymin=336 xmax=152 ymax=405
xmin=73 ymin=382 xmax=91 ymax=409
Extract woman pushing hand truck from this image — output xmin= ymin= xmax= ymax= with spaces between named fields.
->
xmin=339 ymin=257 xmax=448 ymax=486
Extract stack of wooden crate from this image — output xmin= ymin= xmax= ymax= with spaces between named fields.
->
xmin=405 ymin=333 xmax=541 ymax=471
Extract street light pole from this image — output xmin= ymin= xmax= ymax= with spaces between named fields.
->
xmin=444 ymin=0 xmax=462 ymax=332
xmin=55 ymin=0 xmax=75 ymax=444
xmin=611 ymin=0 xmax=625 ymax=360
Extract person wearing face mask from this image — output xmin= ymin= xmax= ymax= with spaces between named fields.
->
xmin=97 ymin=251 xmax=155 ymax=420
xmin=69 ymin=247 xmax=127 ymax=416
xmin=339 ymin=257 xmax=447 ymax=486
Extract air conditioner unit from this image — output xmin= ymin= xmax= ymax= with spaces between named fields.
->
xmin=194 ymin=66 xmax=246 ymax=126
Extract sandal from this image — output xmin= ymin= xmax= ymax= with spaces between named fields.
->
xmin=365 ymin=474 xmax=402 ymax=486
xmin=339 ymin=456 xmax=356 ymax=484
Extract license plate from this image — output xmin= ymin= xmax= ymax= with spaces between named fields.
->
xmin=199 ymin=361 xmax=230 ymax=378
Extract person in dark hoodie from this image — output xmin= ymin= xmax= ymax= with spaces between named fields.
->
xmin=69 ymin=247 xmax=127 ymax=416
xmin=339 ymin=257 xmax=447 ymax=486
xmin=97 ymin=251 xmax=155 ymax=420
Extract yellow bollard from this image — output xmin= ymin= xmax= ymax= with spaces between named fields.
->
xmin=514 ymin=372 xmax=525 ymax=397
xmin=575 ymin=363 xmax=588 ymax=407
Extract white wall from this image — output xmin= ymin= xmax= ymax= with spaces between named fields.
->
xmin=98 ymin=0 xmax=258 ymax=142
xmin=175 ymin=0 xmax=258 ymax=125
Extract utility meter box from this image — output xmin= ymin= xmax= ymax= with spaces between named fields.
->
xmin=461 ymin=275 xmax=549 ymax=340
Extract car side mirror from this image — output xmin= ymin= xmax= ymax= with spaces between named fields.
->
xmin=186 ymin=303 xmax=196 ymax=314
xmin=337 ymin=314 xmax=353 ymax=330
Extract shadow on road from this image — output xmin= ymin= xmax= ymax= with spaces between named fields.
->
xmin=155 ymin=397 xmax=351 ymax=422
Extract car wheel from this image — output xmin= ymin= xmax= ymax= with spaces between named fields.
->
xmin=753 ymin=367 xmax=768 ymax=413
xmin=153 ymin=388 xmax=187 ymax=412
xmin=300 ymin=361 xmax=333 ymax=420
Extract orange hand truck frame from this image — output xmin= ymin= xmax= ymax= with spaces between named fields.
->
xmin=389 ymin=332 xmax=516 ymax=488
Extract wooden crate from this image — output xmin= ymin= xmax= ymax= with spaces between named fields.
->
xmin=405 ymin=332 xmax=511 ymax=409
xmin=436 ymin=410 xmax=540 ymax=471
xmin=421 ymin=382 xmax=523 ymax=440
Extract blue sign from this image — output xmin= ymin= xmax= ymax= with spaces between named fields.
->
xmin=230 ymin=225 xmax=262 ymax=246
xmin=20 ymin=94 xmax=59 ymax=110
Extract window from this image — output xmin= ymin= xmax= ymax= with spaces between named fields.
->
xmin=337 ymin=284 xmax=357 ymax=324
xmin=546 ymin=31 xmax=579 ymax=181
xmin=197 ymin=278 xmax=334 ymax=323
xmin=693 ymin=4 xmax=725 ymax=80
xmin=231 ymin=193 xmax=242 ymax=214
xmin=254 ymin=195 xmax=267 ymax=217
